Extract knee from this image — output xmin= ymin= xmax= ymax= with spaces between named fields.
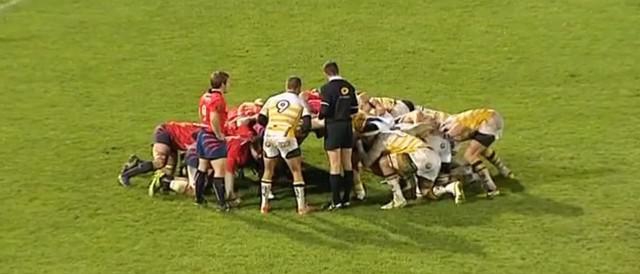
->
xmin=153 ymin=155 xmax=167 ymax=168
xmin=342 ymin=160 xmax=353 ymax=171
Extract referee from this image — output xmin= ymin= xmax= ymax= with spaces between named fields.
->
xmin=318 ymin=61 xmax=359 ymax=210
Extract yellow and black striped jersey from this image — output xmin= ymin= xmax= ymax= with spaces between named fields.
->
xmin=420 ymin=108 xmax=451 ymax=124
xmin=370 ymin=97 xmax=397 ymax=112
xmin=446 ymin=108 xmax=495 ymax=129
xmin=382 ymin=131 xmax=428 ymax=154
xmin=440 ymin=108 xmax=496 ymax=139
xmin=260 ymin=92 xmax=311 ymax=138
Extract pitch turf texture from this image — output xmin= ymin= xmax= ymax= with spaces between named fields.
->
xmin=1 ymin=0 xmax=639 ymax=273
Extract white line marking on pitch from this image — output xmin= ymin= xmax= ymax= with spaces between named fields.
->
xmin=0 ymin=0 xmax=23 ymax=13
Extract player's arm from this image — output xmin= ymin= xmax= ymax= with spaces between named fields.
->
xmin=441 ymin=118 xmax=463 ymax=138
xmin=349 ymin=86 xmax=359 ymax=116
xmin=319 ymin=87 xmax=330 ymax=120
xmin=300 ymin=100 xmax=312 ymax=134
xmin=210 ymin=110 xmax=225 ymax=140
xmin=369 ymin=99 xmax=389 ymax=117
xmin=257 ymin=98 xmax=270 ymax=126
xmin=358 ymin=139 xmax=384 ymax=167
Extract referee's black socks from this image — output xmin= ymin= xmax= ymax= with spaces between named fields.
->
xmin=342 ymin=170 xmax=354 ymax=204
xmin=329 ymin=174 xmax=342 ymax=205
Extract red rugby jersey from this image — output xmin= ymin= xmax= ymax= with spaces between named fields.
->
xmin=163 ymin=121 xmax=204 ymax=150
xmin=199 ymin=89 xmax=228 ymax=136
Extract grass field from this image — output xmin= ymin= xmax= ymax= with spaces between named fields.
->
xmin=2 ymin=0 xmax=640 ymax=273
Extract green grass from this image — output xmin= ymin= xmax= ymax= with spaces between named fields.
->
xmin=1 ymin=0 xmax=640 ymax=273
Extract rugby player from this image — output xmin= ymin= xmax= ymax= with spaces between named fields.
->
xmin=257 ymin=76 xmax=313 ymax=215
xmin=222 ymin=101 xmax=263 ymax=204
xmin=356 ymin=123 xmax=442 ymax=209
xmin=194 ymin=71 xmax=231 ymax=210
xmin=440 ymin=108 xmax=514 ymax=197
xmin=394 ymin=113 xmax=464 ymax=204
xmin=118 ymin=121 xmax=203 ymax=186
xmin=319 ymin=61 xmax=359 ymax=210
xmin=358 ymin=92 xmax=415 ymax=118
xmin=148 ymin=144 xmax=199 ymax=197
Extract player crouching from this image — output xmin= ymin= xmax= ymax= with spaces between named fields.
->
xmin=257 ymin=76 xmax=314 ymax=215
xmin=357 ymin=92 xmax=416 ymax=118
xmin=148 ymin=144 xmax=199 ymax=197
xmin=394 ymin=110 xmax=464 ymax=204
xmin=119 ymin=121 xmax=203 ymax=186
xmin=441 ymin=108 xmax=514 ymax=198
xmin=355 ymin=122 xmax=442 ymax=209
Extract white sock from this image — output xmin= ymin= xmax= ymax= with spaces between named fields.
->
xmin=293 ymin=183 xmax=306 ymax=210
xmin=261 ymin=183 xmax=272 ymax=208
xmin=432 ymin=185 xmax=446 ymax=197
xmin=169 ymin=179 xmax=188 ymax=194
xmin=387 ymin=177 xmax=406 ymax=203
xmin=444 ymin=183 xmax=456 ymax=195
xmin=480 ymin=169 xmax=497 ymax=191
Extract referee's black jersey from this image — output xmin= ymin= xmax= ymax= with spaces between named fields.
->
xmin=319 ymin=77 xmax=358 ymax=122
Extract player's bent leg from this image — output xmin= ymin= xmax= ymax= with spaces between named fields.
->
xmin=167 ymin=177 xmax=189 ymax=195
xmin=152 ymin=143 xmax=171 ymax=170
xmin=378 ymin=156 xmax=407 ymax=210
xmin=162 ymin=166 xmax=197 ymax=197
xmin=465 ymin=140 xmax=500 ymax=198
xmin=119 ymin=157 xmax=156 ymax=187
xmin=162 ymin=150 xmax=178 ymax=176
xmin=482 ymin=147 xmax=514 ymax=179
xmin=380 ymin=174 xmax=407 ymax=210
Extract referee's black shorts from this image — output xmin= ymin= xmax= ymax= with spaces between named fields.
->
xmin=324 ymin=120 xmax=353 ymax=150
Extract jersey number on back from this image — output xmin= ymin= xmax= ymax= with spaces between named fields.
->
xmin=276 ymin=100 xmax=290 ymax=113
xmin=200 ymin=105 xmax=208 ymax=118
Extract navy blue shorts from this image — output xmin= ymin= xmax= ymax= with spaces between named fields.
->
xmin=196 ymin=130 xmax=227 ymax=160
xmin=153 ymin=125 xmax=173 ymax=147
xmin=185 ymin=146 xmax=199 ymax=168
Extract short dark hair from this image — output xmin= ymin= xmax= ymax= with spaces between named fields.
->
xmin=323 ymin=61 xmax=339 ymax=76
xmin=287 ymin=76 xmax=302 ymax=91
xmin=210 ymin=71 xmax=229 ymax=89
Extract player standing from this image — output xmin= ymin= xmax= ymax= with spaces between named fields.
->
xmin=319 ymin=61 xmax=359 ymax=210
xmin=194 ymin=71 xmax=230 ymax=210
xmin=257 ymin=76 xmax=313 ymax=215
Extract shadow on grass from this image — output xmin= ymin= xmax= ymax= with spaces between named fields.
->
xmin=233 ymin=211 xmax=486 ymax=256
xmin=231 ymin=163 xmax=583 ymax=254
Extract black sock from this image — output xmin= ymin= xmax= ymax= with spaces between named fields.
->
xmin=121 ymin=161 xmax=154 ymax=178
xmin=160 ymin=175 xmax=173 ymax=192
xmin=342 ymin=171 xmax=353 ymax=203
xmin=212 ymin=177 xmax=226 ymax=206
xmin=194 ymin=170 xmax=206 ymax=204
xmin=329 ymin=174 xmax=341 ymax=205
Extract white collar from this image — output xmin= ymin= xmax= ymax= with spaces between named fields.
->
xmin=328 ymin=75 xmax=343 ymax=81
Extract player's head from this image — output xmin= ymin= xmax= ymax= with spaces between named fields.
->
xmin=352 ymin=111 xmax=368 ymax=133
xmin=357 ymin=92 xmax=372 ymax=112
xmin=323 ymin=61 xmax=339 ymax=77
xmin=286 ymin=76 xmax=302 ymax=94
xmin=210 ymin=71 xmax=230 ymax=92
xmin=359 ymin=122 xmax=380 ymax=143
